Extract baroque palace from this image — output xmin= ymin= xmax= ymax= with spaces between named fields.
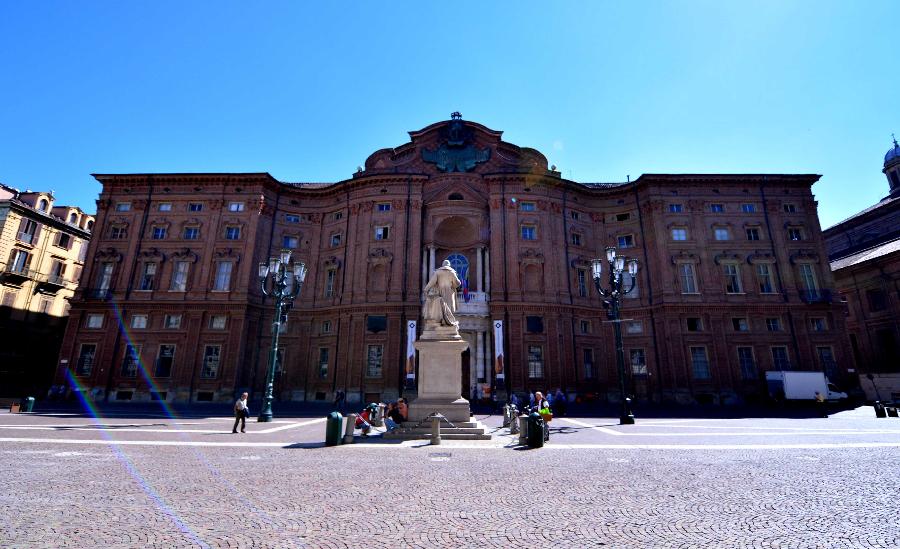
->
xmin=56 ymin=114 xmax=848 ymax=405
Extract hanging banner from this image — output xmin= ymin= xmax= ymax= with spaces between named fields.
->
xmin=493 ymin=320 xmax=505 ymax=381
xmin=405 ymin=320 xmax=417 ymax=385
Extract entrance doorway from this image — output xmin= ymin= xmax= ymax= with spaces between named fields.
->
xmin=461 ymin=348 xmax=471 ymax=399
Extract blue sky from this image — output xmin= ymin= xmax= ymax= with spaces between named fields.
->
xmin=1 ymin=1 xmax=896 ymax=228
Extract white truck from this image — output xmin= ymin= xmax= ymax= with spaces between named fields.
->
xmin=766 ymin=371 xmax=848 ymax=401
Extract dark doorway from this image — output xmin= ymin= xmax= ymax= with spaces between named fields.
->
xmin=461 ymin=348 xmax=471 ymax=399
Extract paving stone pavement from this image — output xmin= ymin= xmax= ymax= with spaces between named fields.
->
xmin=2 ymin=440 xmax=899 ymax=548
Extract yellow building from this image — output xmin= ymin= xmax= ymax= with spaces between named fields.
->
xmin=0 ymin=183 xmax=93 ymax=397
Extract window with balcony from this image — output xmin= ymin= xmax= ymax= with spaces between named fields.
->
xmin=170 ymin=261 xmax=189 ymax=292
xmin=9 ymin=249 xmax=32 ymax=275
xmin=201 ymin=345 xmax=221 ymax=379
xmin=139 ymin=263 xmax=157 ymax=291
xmin=723 ymin=263 xmax=742 ymax=293
xmin=213 ymin=262 xmax=233 ymax=291
xmin=756 ymin=263 xmax=776 ymax=293
xmin=798 ymin=263 xmax=819 ymax=301
xmin=679 ymin=263 xmax=698 ymax=294
xmin=527 ymin=345 xmax=544 ymax=378
xmin=690 ymin=346 xmax=710 ymax=379
xmin=17 ymin=220 xmax=39 ymax=244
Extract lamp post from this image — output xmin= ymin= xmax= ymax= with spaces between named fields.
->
xmin=257 ymin=250 xmax=308 ymax=423
xmin=591 ymin=247 xmax=639 ymax=425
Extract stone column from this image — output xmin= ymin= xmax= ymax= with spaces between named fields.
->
xmin=476 ymin=247 xmax=483 ymax=293
xmin=476 ymin=330 xmax=485 ymax=381
xmin=422 ymin=248 xmax=428 ymax=289
xmin=485 ymin=250 xmax=490 ymax=293
xmin=429 ymin=245 xmax=436 ymax=273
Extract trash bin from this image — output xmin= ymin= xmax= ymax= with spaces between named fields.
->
xmin=22 ymin=397 xmax=35 ymax=413
xmin=874 ymin=402 xmax=887 ymax=418
xmin=888 ymin=407 xmax=899 ymax=418
xmin=325 ymin=411 xmax=343 ymax=446
xmin=527 ymin=412 xmax=544 ymax=448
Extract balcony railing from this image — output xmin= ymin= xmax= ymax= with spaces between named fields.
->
xmin=42 ymin=274 xmax=67 ymax=286
xmin=16 ymin=231 xmax=36 ymax=245
xmin=457 ymin=291 xmax=489 ymax=316
xmin=799 ymin=288 xmax=832 ymax=304
xmin=1 ymin=262 xmax=34 ymax=278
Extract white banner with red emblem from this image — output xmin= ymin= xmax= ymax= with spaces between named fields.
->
xmin=406 ymin=320 xmax=416 ymax=382
xmin=493 ymin=320 xmax=504 ymax=381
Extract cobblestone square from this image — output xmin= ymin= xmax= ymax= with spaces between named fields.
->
xmin=2 ymin=408 xmax=899 ymax=548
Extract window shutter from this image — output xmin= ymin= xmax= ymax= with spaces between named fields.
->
xmin=32 ymin=223 xmax=43 ymax=243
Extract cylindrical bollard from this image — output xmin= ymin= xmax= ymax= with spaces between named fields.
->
xmin=527 ymin=412 xmax=545 ymax=448
xmin=510 ymin=409 xmax=519 ymax=434
xmin=431 ymin=416 xmax=441 ymax=445
xmin=325 ymin=411 xmax=343 ymax=446
xmin=888 ymin=407 xmax=899 ymax=418
xmin=874 ymin=402 xmax=887 ymax=418
xmin=343 ymin=413 xmax=357 ymax=444
xmin=518 ymin=415 xmax=528 ymax=445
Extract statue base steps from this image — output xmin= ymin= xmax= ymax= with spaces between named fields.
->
xmin=382 ymin=419 xmax=491 ymax=441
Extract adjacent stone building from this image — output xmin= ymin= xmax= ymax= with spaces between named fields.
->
xmin=55 ymin=115 xmax=849 ymax=405
xmin=824 ymin=138 xmax=900 ymax=401
xmin=0 ymin=183 xmax=94 ymax=396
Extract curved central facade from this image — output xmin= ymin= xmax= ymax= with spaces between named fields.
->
xmin=57 ymin=116 xmax=848 ymax=406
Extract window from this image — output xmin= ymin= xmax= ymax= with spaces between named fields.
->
xmin=679 ymin=263 xmax=698 ymax=294
xmin=183 ymin=227 xmax=200 ymax=240
xmin=330 ymin=234 xmax=342 ymax=247
xmin=741 ymin=203 xmax=756 ymax=213
xmin=520 ymin=201 xmax=536 ymax=212
xmin=77 ymin=241 xmax=88 ymax=263
xmin=626 ymin=321 xmax=643 ymax=334
xmin=97 ymin=262 xmax=114 ymax=292
xmin=86 ymin=313 xmax=104 ymax=329
xmin=810 ymin=317 xmax=827 ymax=332
xmin=318 ymin=348 xmax=329 ymax=379
xmin=576 ymin=268 xmax=587 ymax=297
xmin=710 ymin=203 xmax=724 ymax=213
xmin=121 ymin=345 xmax=141 ymax=377
xmin=209 ymin=315 xmax=227 ymax=330
xmin=738 ymin=347 xmax=756 ymax=379
xmin=285 ymin=214 xmax=301 ymax=223
xmin=171 ymin=261 xmax=189 ymax=291
xmin=201 ymin=345 xmax=221 ymax=379
xmin=324 ymin=269 xmax=336 ymax=297
xmin=732 ymin=318 xmax=749 ymax=332
xmin=282 ymin=235 xmax=299 ymax=249
xmin=367 ymin=315 xmax=387 ymax=333
xmin=771 ymin=346 xmax=790 ymax=369
xmin=526 ymin=316 xmax=544 ymax=333
xmin=571 ymin=233 xmax=582 ymax=246
xmin=377 ymin=202 xmax=391 ymax=212
xmin=668 ymin=203 xmax=683 ymax=213
xmin=723 ymin=264 xmax=742 ymax=293
xmin=630 ymin=349 xmax=647 ymax=375
xmin=189 ymin=202 xmax=203 ymax=212
xmin=570 ymin=210 xmax=580 ymax=221
xmin=115 ymin=202 xmax=131 ymax=212
xmin=75 ymin=344 xmax=96 ymax=375
xmin=54 ymin=232 xmax=72 ymax=249
xmin=139 ymin=263 xmax=157 ymax=291
xmin=527 ymin=345 xmax=544 ymax=378
xmin=228 ymin=202 xmax=245 ymax=212
xmin=671 ymin=228 xmax=688 ymax=241
xmin=50 ymin=260 xmax=66 ymax=282
xmin=817 ymin=346 xmax=836 ymax=376
xmin=151 ymin=226 xmax=167 ymax=240
xmin=158 ymin=203 xmax=172 ymax=212
xmin=686 ymin=317 xmax=703 ymax=332
xmin=68 ymin=212 xmax=78 ymax=224
xmin=375 ymin=226 xmax=390 ymax=240
xmin=798 ymin=264 xmax=818 ymax=300
xmin=9 ymin=249 xmax=32 ymax=274
xmin=746 ymin=228 xmax=760 ymax=241
xmin=165 ymin=314 xmax=182 ymax=329
xmin=757 ymin=264 xmax=775 ymax=293
xmin=580 ymin=319 xmax=591 ymax=334
xmin=783 ymin=203 xmax=796 ymax=213
xmin=131 ymin=314 xmax=148 ymax=329
xmin=714 ymin=228 xmax=730 ymax=241
xmin=583 ymin=349 xmax=594 ymax=379
xmin=333 ymin=211 xmax=343 ymax=221
xmin=155 ymin=345 xmax=176 ymax=377
xmin=213 ymin=262 xmax=233 ymax=291
xmin=17 ymin=219 xmax=38 ymax=244
xmin=521 ymin=225 xmax=536 ymax=240
xmin=617 ymin=234 xmax=634 ymax=248
xmin=690 ymin=347 xmax=710 ymax=379
xmin=2 ymin=291 xmax=17 ymax=307
xmin=225 ymin=226 xmax=241 ymax=240
xmin=765 ymin=317 xmax=781 ymax=332
xmin=366 ymin=345 xmax=383 ymax=377
xmin=787 ymin=228 xmax=803 ymax=241
xmin=39 ymin=298 xmax=52 ymax=313
xmin=615 ymin=212 xmax=631 ymax=222
xmin=38 ymin=198 xmax=49 ymax=212
xmin=866 ymin=289 xmax=887 ymax=312
xmin=322 ymin=320 xmax=332 ymax=333
xmin=110 ymin=226 xmax=127 ymax=239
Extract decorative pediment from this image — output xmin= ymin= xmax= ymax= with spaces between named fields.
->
xmin=138 ymin=248 xmax=165 ymax=261
xmin=671 ymin=251 xmax=700 ymax=265
xmin=110 ymin=216 xmax=130 ymax=227
xmin=714 ymin=252 xmax=742 ymax=265
xmin=570 ymin=256 xmax=593 ymax=269
xmin=784 ymin=221 xmax=805 ymax=229
xmin=519 ymin=248 xmax=544 ymax=264
xmin=181 ymin=217 xmax=202 ymax=228
xmin=367 ymin=248 xmax=393 ymax=265
xmin=171 ymin=248 xmax=199 ymax=263
xmin=323 ymin=256 xmax=342 ymax=268
xmin=214 ymin=248 xmax=242 ymax=262
xmin=790 ymin=251 xmax=819 ymax=264
xmin=95 ymin=248 xmax=123 ymax=262
xmin=747 ymin=252 xmax=775 ymax=264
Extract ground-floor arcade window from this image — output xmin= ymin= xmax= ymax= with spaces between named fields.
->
xmin=630 ymin=349 xmax=647 ymax=375
xmin=583 ymin=348 xmax=594 ymax=379
xmin=690 ymin=346 xmax=710 ymax=379
xmin=738 ymin=347 xmax=756 ymax=379
xmin=366 ymin=345 xmax=383 ymax=378
xmin=201 ymin=345 xmax=221 ymax=379
xmin=527 ymin=345 xmax=544 ymax=378
xmin=318 ymin=348 xmax=329 ymax=379
xmin=121 ymin=345 xmax=141 ymax=377
xmin=155 ymin=344 xmax=176 ymax=377
xmin=76 ymin=344 xmax=96 ymax=375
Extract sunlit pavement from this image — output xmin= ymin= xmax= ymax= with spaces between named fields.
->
xmin=2 ymin=407 xmax=899 ymax=547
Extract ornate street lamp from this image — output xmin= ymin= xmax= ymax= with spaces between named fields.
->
xmin=257 ymin=250 xmax=308 ymax=422
xmin=591 ymin=247 xmax=639 ymax=425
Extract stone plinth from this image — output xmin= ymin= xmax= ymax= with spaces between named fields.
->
xmin=407 ymin=338 xmax=470 ymax=423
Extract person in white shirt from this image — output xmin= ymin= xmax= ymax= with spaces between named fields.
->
xmin=232 ymin=392 xmax=249 ymax=434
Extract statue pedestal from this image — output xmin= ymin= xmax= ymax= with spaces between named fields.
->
xmin=408 ymin=338 xmax=470 ymax=424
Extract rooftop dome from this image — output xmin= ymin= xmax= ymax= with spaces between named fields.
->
xmin=885 ymin=135 xmax=900 ymax=165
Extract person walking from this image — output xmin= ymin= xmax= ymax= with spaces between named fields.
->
xmin=333 ymin=389 xmax=346 ymax=413
xmin=233 ymin=392 xmax=250 ymax=434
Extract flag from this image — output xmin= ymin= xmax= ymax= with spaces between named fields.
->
xmin=463 ymin=276 xmax=470 ymax=302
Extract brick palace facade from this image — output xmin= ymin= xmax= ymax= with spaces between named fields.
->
xmin=55 ymin=115 xmax=850 ymax=405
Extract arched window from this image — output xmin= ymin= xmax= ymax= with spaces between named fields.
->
xmin=69 ymin=212 xmax=78 ymax=223
xmin=445 ymin=253 xmax=469 ymax=287
xmin=38 ymin=198 xmax=49 ymax=212
xmin=86 ymin=220 xmax=94 ymax=231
